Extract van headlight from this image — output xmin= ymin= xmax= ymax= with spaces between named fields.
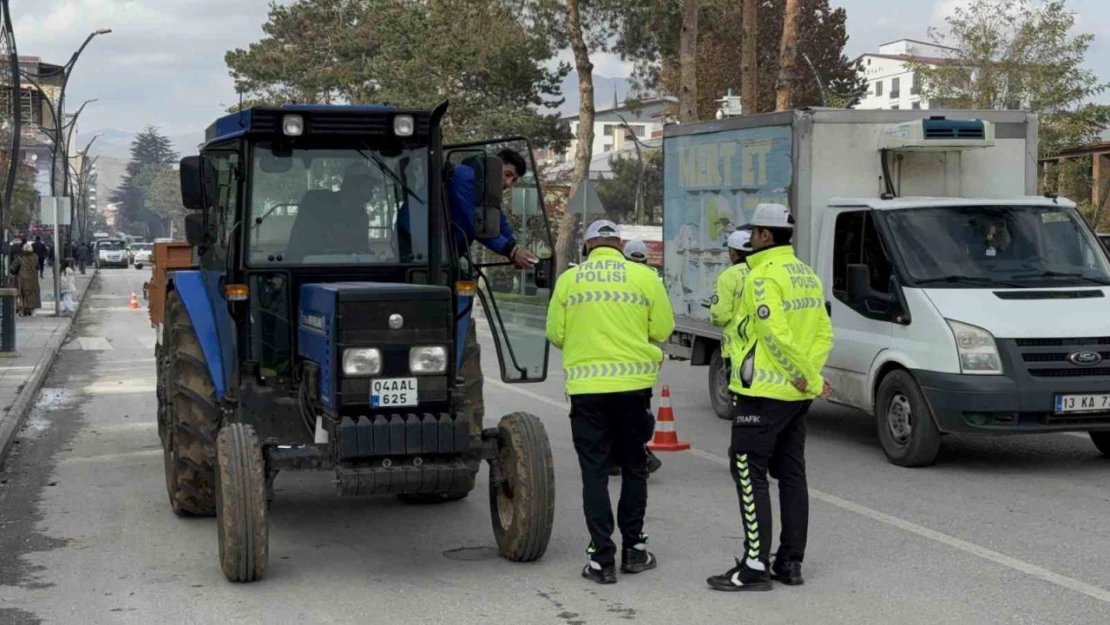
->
xmin=409 ymin=346 xmax=447 ymax=374
xmin=946 ymin=319 xmax=1002 ymax=375
xmin=342 ymin=348 xmax=381 ymax=376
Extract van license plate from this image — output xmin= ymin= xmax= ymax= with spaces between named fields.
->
xmin=371 ymin=378 xmax=418 ymax=407
xmin=1054 ymin=393 xmax=1110 ymax=414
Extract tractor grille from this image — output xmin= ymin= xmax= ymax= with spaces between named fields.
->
xmin=338 ymin=300 xmax=450 ymax=344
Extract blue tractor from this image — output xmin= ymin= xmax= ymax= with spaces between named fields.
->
xmin=155 ymin=102 xmax=557 ymax=582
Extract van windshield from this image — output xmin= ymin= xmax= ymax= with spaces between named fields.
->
xmin=883 ymin=204 xmax=1110 ymax=288
xmin=248 ymin=143 xmax=429 ymax=266
xmin=99 ymin=240 xmax=125 ymax=251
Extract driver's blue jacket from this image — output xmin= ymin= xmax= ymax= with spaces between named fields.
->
xmin=396 ymin=164 xmax=517 ymax=257
xmin=448 ymin=164 xmax=516 ymax=256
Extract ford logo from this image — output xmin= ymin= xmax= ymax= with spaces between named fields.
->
xmin=1067 ymin=351 xmax=1103 ymax=367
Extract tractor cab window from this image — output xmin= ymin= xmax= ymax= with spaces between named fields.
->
xmin=248 ymin=144 xmax=429 ymax=266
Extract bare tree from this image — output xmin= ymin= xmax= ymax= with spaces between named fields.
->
xmin=775 ymin=0 xmax=800 ymax=110
xmin=554 ymin=0 xmax=597 ymax=275
xmin=677 ymin=0 xmax=699 ymax=122
xmin=741 ymin=0 xmax=758 ymax=114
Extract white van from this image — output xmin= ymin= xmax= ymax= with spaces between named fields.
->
xmin=662 ymin=109 xmax=1110 ymax=466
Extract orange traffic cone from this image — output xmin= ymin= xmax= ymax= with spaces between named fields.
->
xmin=129 ymin=291 xmax=140 ymax=310
xmin=648 ymin=386 xmax=690 ymax=452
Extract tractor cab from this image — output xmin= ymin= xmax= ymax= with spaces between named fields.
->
xmin=156 ymin=103 xmax=557 ymax=582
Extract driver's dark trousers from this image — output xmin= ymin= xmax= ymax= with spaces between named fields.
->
xmin=729 ymin=394 xmax=811 ymax=567
xmin=570 ymin=389 xmax=654 ymax=566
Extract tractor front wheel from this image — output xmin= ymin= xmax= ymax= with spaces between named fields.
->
xmin=216 ymin=423 xmax=269 ymax=583
xmin=162 ymin=291 xmax=220 ymax=516
xmin=488 ymin=412 xmax=555 ymax=562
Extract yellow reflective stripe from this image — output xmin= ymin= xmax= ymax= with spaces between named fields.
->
xmin=782 ymin=296 xmax=822 ymax=312
xmin=565 ymin=361 xmax=661 ymax=380
xmin=764 ymin=335 xmax=800 ymax=378
xmin=565 ymin=291 xmax=650 ymax=307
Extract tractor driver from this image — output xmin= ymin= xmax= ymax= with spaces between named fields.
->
xmin=448 ymin=149 xmax=537 ymax=269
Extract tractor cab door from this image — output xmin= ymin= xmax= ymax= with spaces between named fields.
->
xmin=444 ymin=138 xmax=554 ymax=383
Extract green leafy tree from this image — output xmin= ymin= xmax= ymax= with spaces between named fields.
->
xmin=910 ymin=0 xmax=1110 ymax=155
xmin=595 ymin=150 xmax=662 ymax=225
xmin=226 ymin=0 xmax=571 ymax=149
xmin=609 ymin=0 xmax=864 ymax=117
xmin=111 ymin=127 xmax=179 ymax=237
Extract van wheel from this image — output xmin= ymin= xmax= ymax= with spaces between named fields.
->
xmin=1089 ymin=432 xmax=1110 ymax=456
xmin=708 ymin=348 xmax=732 ymax=420
xmin=876 ymin=370 xmax=941 ymax=467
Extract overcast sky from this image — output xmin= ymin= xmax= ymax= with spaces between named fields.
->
xmin=15 ymin=0 xmax=1110 ymax=138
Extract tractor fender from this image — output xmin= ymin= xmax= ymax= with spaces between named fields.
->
xmin=171 ymin=270 xmax=228 ymax=399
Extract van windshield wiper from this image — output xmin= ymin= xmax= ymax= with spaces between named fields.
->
xmin=915 ymin=274 xmax=1025 ymax=288
xmin=1009 ymin=270 xmax=1110 ymax=285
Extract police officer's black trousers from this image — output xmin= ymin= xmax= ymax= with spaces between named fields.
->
xmin=729 ymin=395 xmax=811 ymax=567
xmin=570 ymin=389 xmax=654 ymax=566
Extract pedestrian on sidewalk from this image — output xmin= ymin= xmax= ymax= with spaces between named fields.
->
xmin=77 ymin=241 xmax=90 ymax=275
xmin=546 ymin=219 xmax=675 ymax=585
xmin=60 ymin=260 xmax=77 ymax=315
xmin=33 ymin=236 xmax=48 ymax=278
xmin=707 ymin=204 xmax=833 ymax=593
xmin=14 ymin=242 xmax=41 ymax=316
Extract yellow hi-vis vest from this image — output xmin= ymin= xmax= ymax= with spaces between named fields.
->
xmin=730 ymin=245 xmax=833 ymax=401
xmin=709 ymin=262 xmax=750 ymax=360
xmin=546 ymin=247 xmax=675 ymax=395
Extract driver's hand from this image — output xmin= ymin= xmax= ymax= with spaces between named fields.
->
xmin=820 ymin=380 xmax=833 ymax=400
xmin=510 ymin=247 xmax=537 ymax=269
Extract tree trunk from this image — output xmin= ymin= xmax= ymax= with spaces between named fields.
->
xmin=554 ymin=0 xmax=596 ymax=277
xmin=775 ymin=0 xmax=801 ymax=111
xmin=677 ymin=0 xmax=699 ymax=123
xmin=741 ymin=0 xmax=758 ymax=115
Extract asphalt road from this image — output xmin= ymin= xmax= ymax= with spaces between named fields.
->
xmin=1 ymin=268 xmax=1109 ymax=624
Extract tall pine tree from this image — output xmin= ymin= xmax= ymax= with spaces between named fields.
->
xmin=110 ymin=126 xmax=179 ymax=236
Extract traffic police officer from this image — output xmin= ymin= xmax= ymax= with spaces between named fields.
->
xmin=621 ymin=239 xmax=664 ymax=476
xmin=547 ymin=220 xmax=675 ymax=585
xmin=707 ymin=204 xmax=833 ymax=592
xmin=709 ymin=230 xmax=753 ymax=414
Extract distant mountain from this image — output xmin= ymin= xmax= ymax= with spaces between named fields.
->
xmin=554 ymin=73 xmax=635 ymax=117
xmin=78 ymin=129 xmax=205 ymax=161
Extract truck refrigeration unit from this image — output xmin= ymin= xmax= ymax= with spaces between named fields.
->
xmin=662 ymin=109 xmax=1110 ymax=466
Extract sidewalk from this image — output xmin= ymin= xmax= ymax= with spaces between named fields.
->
xmin=0 ymin=268 xmax=96 ymax=469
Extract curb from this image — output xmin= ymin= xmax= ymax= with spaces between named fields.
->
xmin=0 ymin=268 xmax=98 ymax=470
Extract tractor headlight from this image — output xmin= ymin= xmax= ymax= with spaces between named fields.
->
xmin=409 ymin=346 xmax=447 ymax=374
xmin=342 ymin=348 xmax=381 ymax=376
xmin=282 ymin=114 xmax=304 ymax=137
xmin=393 ymin=114 xmax=414 ymax=137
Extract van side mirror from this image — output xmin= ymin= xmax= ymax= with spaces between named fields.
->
xmin=180 ymin=155 xmax=217 ymax=211
xmin=473 ymin=155 xmax=503 ymax=239
xmin=184 ymin=213 xmax=209 ymax=247
xmin=847 ymin=263 xmax=895 ymax=309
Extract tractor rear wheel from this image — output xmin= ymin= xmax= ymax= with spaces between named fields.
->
xmin=488 ymin=412 xmax=555 ymax=562
xmin=162 ymin=290 xmax=220 ymax=516
xmin=216 ymin=423 xmax=268 ymax=583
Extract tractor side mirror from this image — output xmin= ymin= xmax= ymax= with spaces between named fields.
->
xmin=184 ymin=213 xmax=209 ymax=246
xmin=180 ymin=155 xmax=217 ymax=211
xmin=473 ymin=155 xmax=503 ymax=239
xmin=533 ymin=257 xmax=554 ymax=289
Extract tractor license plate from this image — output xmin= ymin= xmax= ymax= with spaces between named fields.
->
xmin=1055 ymin=393 xmax=1110 ymax=414
xmin=371 ymin=378 xmax=418 ymax=407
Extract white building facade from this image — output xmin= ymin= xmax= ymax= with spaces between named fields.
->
xmin=855 ymin=39 xmax=957 ymax=111
xmin=542 ymin=97 xmax=672 ymax=168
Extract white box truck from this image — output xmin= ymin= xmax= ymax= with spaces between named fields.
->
xmin=662 ymin=108 xmax=1110 ymax=466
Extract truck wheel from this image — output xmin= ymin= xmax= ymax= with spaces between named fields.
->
xmin=162 ymin=291 xmax=220 ymax=516
xmin=216 ymin=423 xmax=268 ymax=583
xmin=488 ymin=412 xmax=555 ymax=562
xmin=1089 ymin=432 xmax=1110 ymax=456
xmin=876 ymin=370 xmax=941 ymax=467
xmin=708 ymin=348 xmax=733 ymax=420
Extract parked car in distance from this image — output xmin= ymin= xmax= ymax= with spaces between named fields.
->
xmin=132 ymin=242 xmax=153 ymax=269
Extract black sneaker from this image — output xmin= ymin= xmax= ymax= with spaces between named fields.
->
xmin=609 ymin=464 xmax=621 ymax=476
xmin=646 ymin=448 xmax=662 ymax=474
xmin=582 ymin=561 xmax=617 ymax=585
xmin=771 ymin=558 xmax=804 ymax=586
xmin=621 ymin=543 xmax=657 ymax=574
xmin=707 ymin=557 xmax=773 ymax=592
